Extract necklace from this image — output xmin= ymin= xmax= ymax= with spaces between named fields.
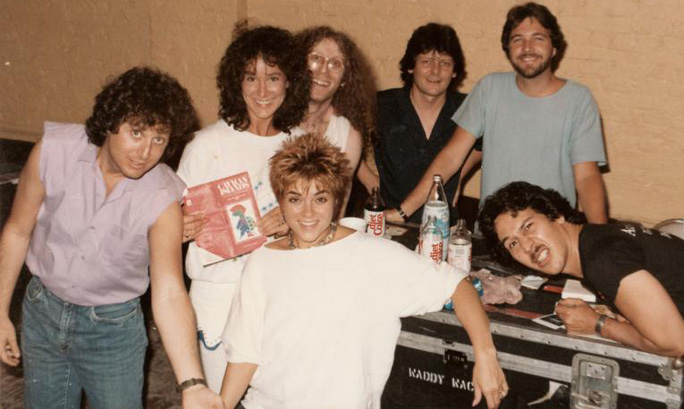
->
xmin=288 ymin=222 xmax=337 ymax=250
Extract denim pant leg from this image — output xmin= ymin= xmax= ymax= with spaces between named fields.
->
xmin=21 ymin=277 xmax=148 ymax=409
xmin=22 ymin=277 xmax=83 ymax=409
xmin=73 ymin=298 xmax=148 ymax=409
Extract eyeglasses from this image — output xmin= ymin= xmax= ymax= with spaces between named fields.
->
xmin=307 ymin=53 xmax=345 ymax=73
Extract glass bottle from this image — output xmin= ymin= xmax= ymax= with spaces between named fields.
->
xmin=421 ymin=175 xmax=449 ymax=261
xmin=364 ymin=187 xmax=386 ymax=237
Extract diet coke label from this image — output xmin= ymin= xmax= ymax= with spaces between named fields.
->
xmin=420 ymin=235 xmax=443 ymax=263
xmin=365 ymin=210 xmax=386 ymax=237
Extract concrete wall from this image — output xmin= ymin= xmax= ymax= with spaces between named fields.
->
xmin=1 ymin=0 xmax=682 ymax=225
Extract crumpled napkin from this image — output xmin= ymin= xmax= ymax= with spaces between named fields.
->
xmin=471 ymin=268 xmax=523 ymax=305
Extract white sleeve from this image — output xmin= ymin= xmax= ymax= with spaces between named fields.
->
xmin=372 ymin=240 xmax=468 ymax=317
xmin=176 ymin=139 xmax=209 ymax=188
xmin=221 ymin=255 xmax=266 ymax=364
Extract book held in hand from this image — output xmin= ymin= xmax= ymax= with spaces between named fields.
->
xmin=184 ymin=172 xmax=266 ymax=266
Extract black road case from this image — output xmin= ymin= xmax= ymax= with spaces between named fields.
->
xmin=381 ymin=259 xmax=683 ymax=409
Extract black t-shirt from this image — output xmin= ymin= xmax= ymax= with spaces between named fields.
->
xmin=579 ymin=223 xmax=684 ymax=316
xmin=375 ymin=87 xmax=479 ymax=224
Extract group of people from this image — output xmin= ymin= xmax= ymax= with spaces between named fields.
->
xmin=0 ymin=1 xmax=682 ymax=409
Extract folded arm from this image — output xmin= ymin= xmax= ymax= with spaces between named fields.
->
xmin=557 ymin=270 xmax=684 ymax=357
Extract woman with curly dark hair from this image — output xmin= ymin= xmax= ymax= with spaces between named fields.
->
xmin=295 ymin=26 xmax=379 ymax=208
xmin=1 ymin=66 xmax=224 ymax=408
xmin=176 ymin=22 xmax=310 ymax=392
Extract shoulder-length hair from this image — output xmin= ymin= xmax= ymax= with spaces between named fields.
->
xmin=295 ymin=26 xmax=376 ymax=148
xmin=217 ymin=22 xmax=310 ymax=133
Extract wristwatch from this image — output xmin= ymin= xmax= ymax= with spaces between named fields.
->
xmin=177 ymin=378 xmax=207 ymax=393
xmin=594 ymin=315 xmax=608 ymax=335
xmin=396 ymin=205 xmax=410 ymax=222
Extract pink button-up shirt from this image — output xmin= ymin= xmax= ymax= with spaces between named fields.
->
xmin=26 ymin=122 xmax=185 ymax=306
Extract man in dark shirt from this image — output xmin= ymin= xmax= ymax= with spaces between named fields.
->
xmin=478 ymin=181 xmax=684 ymax=358
xmin=375 ymin=23 xmax=481 ymax=224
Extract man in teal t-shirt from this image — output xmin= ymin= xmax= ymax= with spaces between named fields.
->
xmin=388 ymin=2 xmax=608 ymax=225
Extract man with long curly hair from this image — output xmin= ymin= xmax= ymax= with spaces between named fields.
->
xmin=177 ymin=22 xmax=310 ymax=392
xmin=478 ymin=181 xmax=684 ymax=357
xmin=295 ymin=26 xmax=379 ymax=209
xmin=0 ymin=67 xmax=223 ymax=408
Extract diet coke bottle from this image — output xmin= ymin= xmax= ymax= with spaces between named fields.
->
xmin=419 ymin=215 xmax=444 ymax=263
xmin=364 ymin=187 xmax=386 ymax=237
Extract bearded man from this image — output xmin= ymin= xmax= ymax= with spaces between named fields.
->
xmin=387 ymin=2 xmax=609 ymax=226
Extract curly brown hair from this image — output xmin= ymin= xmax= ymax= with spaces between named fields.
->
xmin=217 ymin=22 xmax=310 ymax=133
xmin=295 ymin=26 xmax=377 ymax=148
xmin=85 ymin=66 xmax=199 ymax=165
xmin=270 ymin=132 xmax=351 ymax=218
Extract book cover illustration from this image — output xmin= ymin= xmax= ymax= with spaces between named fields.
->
xmin=184 ymin=172 xmax=266 ymax=266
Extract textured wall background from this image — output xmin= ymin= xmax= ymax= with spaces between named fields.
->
xmin=1 ymin=0 xmax=682 ymax=225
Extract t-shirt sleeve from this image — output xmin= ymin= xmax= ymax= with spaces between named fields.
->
xmin=584 ymin=236 xmax=645 ymax=303
xmin=568 ymin=88 xmax=606 ymax=166
xmin=253 ymin=164 xmax=279 ymax=217
xmin=453 ymin=78 xmax=488 ymax=139
xmin=378 ymin=241 xmax=467 ymax=317
xmin=222 ymin=255 xmax=266 ymax=364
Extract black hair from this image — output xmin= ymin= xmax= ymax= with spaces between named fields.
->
xmin=478 ymin=181 xmax=586 ymax=267
xmin=399 ymin=22 xmax=466 ymax=90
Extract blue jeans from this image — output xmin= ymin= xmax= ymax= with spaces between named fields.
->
xmin=21 ymin=277 xmax=148 ymax=409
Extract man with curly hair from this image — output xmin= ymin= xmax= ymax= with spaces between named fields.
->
xmin=478 ymin=181 xmax=684 ymax=357
xmin=295 ymin=26 xmax=379 ymax=208
xmin=376 ymin=22 xmax=481 ymax=225
xmin=387 ymin=3 xmax=608 ymax=226
xmin=177 ymin=22 xmax=310 ymax=392
xmin=0 ymin=67 xmax=223 ymax=408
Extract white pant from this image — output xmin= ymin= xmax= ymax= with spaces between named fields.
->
xmin=189 ymin=280 xmax=238 ymax=393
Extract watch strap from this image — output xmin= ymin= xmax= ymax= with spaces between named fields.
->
xmin=177 ymin=378 xmax=207 ymax=393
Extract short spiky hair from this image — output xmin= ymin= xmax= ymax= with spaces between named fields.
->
xmin=501 ymin=2 xmax=567 ymax=71
xmin=399 ymin=22 xmax=467 ymax=90
xmin=85 ymin=66 xmax=199 ymax=165
xmin=270 ymin=133 xmax=351 ymax=218
xmin=217 ymin=21 xmax=310 ymax=133
xmin=478 ymin=181 xmax=586 ymax=267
